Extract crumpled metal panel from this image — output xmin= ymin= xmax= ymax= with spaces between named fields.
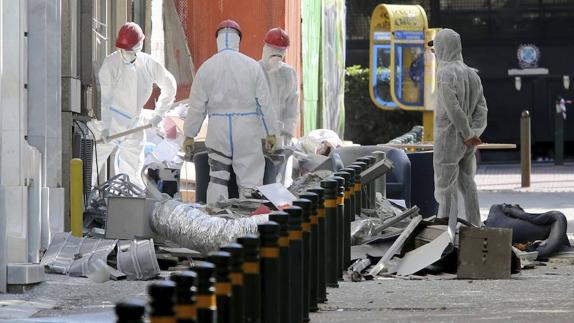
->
xmin=41 ymin=232 xmax=117 ymax=277
xmin=116 ymin=239 xmax=160 ymax=281
xmin=41 ymin=233 xmax=83 ymax=274
xmin=68 ymin=238 xmax=117 ymax=277
xmin=288 ymin=170 xmax=333 ymax=195
xmin=151 ymin=199 xmax=269 ymax=255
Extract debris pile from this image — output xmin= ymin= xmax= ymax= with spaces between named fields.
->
xmin=41 ymin=232 xmax=159 ymax=281
xmin=348 ymin=213 xmax=527 ymax=281
xmin=151 ymin=199 xmax=270 ymax=255
xmin=84 ymin=174 xmax=146 ymax=233
xmin=288 ymin=170 xmax=333 ymax=195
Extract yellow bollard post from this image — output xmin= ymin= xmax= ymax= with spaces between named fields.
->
xmin=422 ymin=110 xmax=434 ymax=142
xmin=70 ymin=158 xmax=84 ymax=237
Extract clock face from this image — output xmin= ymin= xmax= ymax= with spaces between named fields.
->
xmin=517 ymin=44 xmax=540 ymax=68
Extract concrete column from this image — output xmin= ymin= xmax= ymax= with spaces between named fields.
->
xmin=1 ymin=0 xmax=29 ymax=291
xmin=110 ymin=0 xmax=128 ymax=53
xmin=61 ymin=0 xmax=79 ymax=231
xmin=28 ymin=0 xmax=65 ymax=250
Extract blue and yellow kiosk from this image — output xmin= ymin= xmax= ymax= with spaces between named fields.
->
xmin=369 ymin=4 xmax=438 ymax=141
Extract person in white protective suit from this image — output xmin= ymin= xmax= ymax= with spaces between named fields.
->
xmin=259 ymin=27 xmax=299 ymax=147
xmin=259 ymin=27 xmax=299 ymax=186
xmin=432 ymin=28 xmax=488 ymax=237
xmin=182 ymin=19 xmax=278 ymax=203
xmin=93 ymin=22 xmax=176 ymax=189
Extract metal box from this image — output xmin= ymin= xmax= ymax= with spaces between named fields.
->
xmin=457 ymin=227 xmax=512 ymax=279
xmin=105 ymin=197 xmax=157 ymax=240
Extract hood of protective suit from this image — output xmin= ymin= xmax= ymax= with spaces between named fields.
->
xmin=260 ymin=44 xmax=286 ymax=72
xmin=217 ymin=29 xmax=240 ymax=52
xmin=434 ymin=29 xmax=463 ymax=63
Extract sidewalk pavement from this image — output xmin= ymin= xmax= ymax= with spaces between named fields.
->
xmin=475 ymin=163 xmax=574 ymax=192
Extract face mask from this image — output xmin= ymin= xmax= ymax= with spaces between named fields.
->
xmin=120 ymin=49 xmax=137 ymax=64
xmin=119 ymin=40 xmax=143 ymax=64
xmin=267 ymin=55 xmax=283 ymax=72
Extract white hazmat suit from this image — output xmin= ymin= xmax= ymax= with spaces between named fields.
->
xmin=259 ymin=45 xmax=300 ymax=147
xmin=183 ymin=29 xmax=278 ymax=203
xmin=432 ymin=29 xmax=488 ymax=236
xmin=93 ymin=50 xmax=176 ymax=188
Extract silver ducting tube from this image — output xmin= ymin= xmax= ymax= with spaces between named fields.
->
xmin=151 ymin=199 xmax=269 ymax=255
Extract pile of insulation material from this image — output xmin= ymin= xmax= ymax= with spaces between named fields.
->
xmin=151 ymin=199 xmax=270 ymax=255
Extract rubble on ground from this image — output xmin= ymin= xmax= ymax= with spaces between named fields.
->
xmin=288 ymin=170 xmax=333 ymax=195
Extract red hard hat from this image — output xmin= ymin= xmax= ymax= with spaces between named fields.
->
xmin=264 ymin=28 xmax=290 ymax=49
xmin=115 ymin=22 xmax=145 ymax=50
xmin=216 ymin=19 xmax=242 ymax=39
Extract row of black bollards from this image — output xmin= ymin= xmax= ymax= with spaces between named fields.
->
xmin=116 ymin=155 xmax=376 ymax=323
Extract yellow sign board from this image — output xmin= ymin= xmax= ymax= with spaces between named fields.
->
xmin=369 ymin=4 xmax=437 ymax=141
xmin=370 ymin=4 xmax=431 ymax=112
xmin=371 ymin=5 xmax=427 ymax=35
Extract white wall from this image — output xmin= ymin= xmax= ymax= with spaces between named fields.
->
xmin=27 ymin=0 xmax=65 ymax=250
xmin=0 ymin=0 xmax=63 ymax=292
xmin=0 ymin=0 xmax=30 ymax=293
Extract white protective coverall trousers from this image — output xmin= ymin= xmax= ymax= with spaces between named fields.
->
xmin=91 ymin=51 xmax=176 ymax=188
xmin=184 ymin=30 xmax=278 ymax=203
xmin=432 ymin=29 xmax=488 ymax=232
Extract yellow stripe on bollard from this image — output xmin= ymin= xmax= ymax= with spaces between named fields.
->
xmin=175 ymin=305 xmax=197 ymax=319
xmin=70 ymin=159 xmax=84 ymax=237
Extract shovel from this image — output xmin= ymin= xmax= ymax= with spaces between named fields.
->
xmin=96 ymin=124 xmax=153 ymax=144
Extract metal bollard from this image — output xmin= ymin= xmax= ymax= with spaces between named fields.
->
xmin=258 ymin=222 xmax=280 ymax=323
xmin=207 ymin=252 xmax=232 ymax=323
xmin=521 ymin=110 xmax=531 ymax=187
xmin=331 ymin=175 xmax=345 ymax=281
xmin=355 ymin=156 xmax=371 ymax=205
xmin=221 ymin=243 xmax=245 ymax=323
xmin=148 ymin=280 xmax=177 ymax=323
xmin=366 ymin=156 xmax=377 ymax=208
xmin=335 ymin=171 xmax=352 ymax=269
xmin=347 ymin=165 xmax=363 ymax=218
xmin=293 ymin=199 xmax=312 ymax=322
xmin=170 ymin=271 xmax=198 ymax=323
xmin=555 ymin=100 xmax=565 ymax=166
xmin=268 ymin=212 xmax=290 ymax=323
xmin=237 ymin=235 xmax=261 ymax=323
xmin=352 ymin=161 xmax=368 ymax=209
xmin=284 ymin=206 xmax=304 ymax=323
xmin=320 ymin=179 xmax=339 ymax=288
xmin=299 ymin=192 xmax=319 ymax=312
xmin=342 ymin=167 xmax=356 ymax=222
xmin=356 ymin=157 xmax=372 ymax=206
xmin=373 ymin=151 xmax=387 ymax=197
xmin=115 ymin=299 xmax=146 ymax=323
xmin=193 ymin=262 xmax=217 ymax=323
xmin=307 ymin=187 xmax=327 ymax=303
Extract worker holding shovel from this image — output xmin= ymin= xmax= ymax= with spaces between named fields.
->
xmin=89 ymin=22 xmax=176 ymax=189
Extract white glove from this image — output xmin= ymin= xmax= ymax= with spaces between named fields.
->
xmin=149 ymin=114 xmax=163 ymax=127
xmin=100 ymin=129 xmax=110 ymax=144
